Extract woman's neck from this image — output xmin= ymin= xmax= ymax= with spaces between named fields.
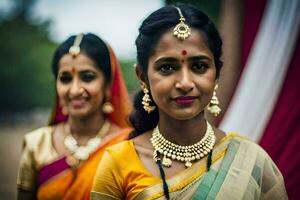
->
xmin=67 ymin=111 xmax=105 ymax=139
xmin=157 ymin=111 xmax=207 ymax=146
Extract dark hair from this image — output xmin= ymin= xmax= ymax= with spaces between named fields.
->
xmin=52 ymin=33 xmax=112 ymax=83
xmin=129 ymin=4 xmax=223 ymax=137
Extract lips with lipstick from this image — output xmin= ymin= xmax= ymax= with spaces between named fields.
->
xmin=70 ymin=98 xmax=88 ymax=108
xmin=173 ymin=96 xmax=198 ymax=105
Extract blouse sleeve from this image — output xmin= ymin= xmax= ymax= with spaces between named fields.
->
xmin=91 ymin=149 xmax=124 ymax=200
xmin=261 ymin=153 xmax=288 ymax=200
xmin=17 ymin=135 xmax=37 ymax=191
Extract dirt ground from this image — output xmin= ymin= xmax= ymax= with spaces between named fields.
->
xmin=0 ymin=122 xmax=46 ymax=199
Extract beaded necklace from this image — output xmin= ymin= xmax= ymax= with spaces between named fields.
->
xmin=64 ymin=120 xmax=110 ymax=166
xmin=151 ymin=121 xmax=216 ymax=168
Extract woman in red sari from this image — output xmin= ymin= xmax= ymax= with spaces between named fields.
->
xmin=17 ymin=33 xmax=132 ymax=200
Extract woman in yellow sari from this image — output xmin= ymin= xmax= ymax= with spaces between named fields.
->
xmin=91 ymin=4 xmax=287 ymax=200
xmin=17 ymin=33 xmax=132 ymax=200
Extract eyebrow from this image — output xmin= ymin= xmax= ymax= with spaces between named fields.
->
xmin=154 ymin=57 xmax=178 ymax=63
xmin=154 ymin=55 xmax=212 ymax=64
xmin=188 ymin=55 xmax=212 ymax=62
xmin=79 ymin=70 xmax=96 ymax=74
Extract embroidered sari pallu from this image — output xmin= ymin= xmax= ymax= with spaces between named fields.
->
xmin=91 ymin=135 xmax=287 ymax=200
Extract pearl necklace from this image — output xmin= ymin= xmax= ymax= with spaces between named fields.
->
xmin=64 ymin=120 xmax=110 ymax=164
xmin=150 ymin=121 xmax=216 ymax=168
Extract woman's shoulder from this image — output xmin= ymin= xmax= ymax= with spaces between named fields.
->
xmin=24 ymin=125 xmax=53 ymax=140
xmin=225 ymin=133 xmax=270 ymax=158
xmin=20 ymin=125 xmax=59 ymax=170
xmin=104 ymin=139 xmax=134 ymax=157
xmin=23 ymin=125 xmax=54 ymax=150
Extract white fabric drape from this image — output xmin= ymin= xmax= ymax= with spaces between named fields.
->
xmin=220 ymin=0 xmax=300 ymax=141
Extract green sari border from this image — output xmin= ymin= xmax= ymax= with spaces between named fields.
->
xmin=134 ymin=133 xmax=242 ymax=200
xmin=192 ymin=139 xmax=240 ymax=199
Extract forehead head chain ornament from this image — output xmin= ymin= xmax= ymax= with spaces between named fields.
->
xmin=69 ymin=33 xmax=84 ymax=57
xmin=173 ymin=7 xmax=191 ymax=40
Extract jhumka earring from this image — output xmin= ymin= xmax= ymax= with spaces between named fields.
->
xmin=208 ymin=84 xmax=221 ymax=117
xmin=173 ymin=7 xmax=191 ymax=40
xmin=102 ymin=102 xmax=114 ymax=114
xmin=69 ymin=33 xmax=84 ymax=57
xmin=142 ymin=87 xmax=156 ymax=113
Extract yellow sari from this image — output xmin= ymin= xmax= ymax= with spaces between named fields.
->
xmin=91 ymin=134 xmax=287 ymax=200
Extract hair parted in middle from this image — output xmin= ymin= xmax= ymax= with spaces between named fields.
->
xmin=129 ymin=4 xmax=223 ymax=137
xmin=52 ymin=33 xmax=112 ymax=84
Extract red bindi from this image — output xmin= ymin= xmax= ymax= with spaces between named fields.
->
xmin=181 ymin=50 xmax=187 ymax=55
xmin=181 ymin=59 xmax=185 ymax=63
xmin=71 ymin=67 xmax=76 ymax=73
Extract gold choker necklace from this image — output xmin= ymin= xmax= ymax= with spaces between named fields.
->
xmin=64 ymin=120 xmax=110 ymax=166
xmin=151 ymin=121 xmax=216 ymax=168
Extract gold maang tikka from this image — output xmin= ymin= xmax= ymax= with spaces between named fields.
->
xmin=69 ymin=33 xmax=84 ymax=57
xmin=173 ymin=7 xmax=191 ymax=40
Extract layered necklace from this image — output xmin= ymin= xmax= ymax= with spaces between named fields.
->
xmin=151 ymin=121 xmax=216 ymax=168
xmin=64 ymin=120 xmax=110 ymax=166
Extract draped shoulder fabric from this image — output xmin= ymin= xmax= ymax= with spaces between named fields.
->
xmin=91 ymin=134 xmax=287 ymax=200
xmin=17 ymin=126 xmax=132 ymax=200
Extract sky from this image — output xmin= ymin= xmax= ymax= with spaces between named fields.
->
xmin=0 ymin=0 xmax=164 ymax=59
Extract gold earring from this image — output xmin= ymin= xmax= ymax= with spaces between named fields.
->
xmin=142 ymin=87 xmax=156 ymax=113
xmin=208 ymin=84 xmax=221 ymax=117
xmin=102 ymin=102 xmax=114 ymax=114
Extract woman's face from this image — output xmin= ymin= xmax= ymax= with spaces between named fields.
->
xmin=146 ymin=28 xmax=217 ymax=120
xmin=56 ymin=53 xmax=108 ymax=118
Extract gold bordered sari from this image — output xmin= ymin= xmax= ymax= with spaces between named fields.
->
xmin=17 ymin=44 xmax=132 ymax=200
xmin=91 ymin=134 xmax=287 ymax=200
xmin=17 ymin=127 xmax=131 ymax=199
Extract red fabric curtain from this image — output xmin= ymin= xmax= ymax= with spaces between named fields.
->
xmin=240 ymin=0 xmax=299 ymax=198
xmin=259 ymin=35 xmax=300 ymax=199
xmin=241 ymin=0 xmax=267 ymax=71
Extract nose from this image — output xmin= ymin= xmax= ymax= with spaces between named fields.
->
xmin=69 ymin=77 xmax=83 ymax=97
xmin=175 ymin=68 xmax=195 ymax=93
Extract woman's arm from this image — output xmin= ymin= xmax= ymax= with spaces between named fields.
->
xmin=17 ymin=135 xmax=37 ymax=200
xmin=91 ymin=150 xmax=123 ymax=200
xmin=17 ymin=189 xmax=36 ymax=200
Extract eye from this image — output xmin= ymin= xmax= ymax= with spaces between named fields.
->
xmin=159 ymin=64 xmax=176 ymax=74
xmin=80 ymin=71 xmax=96 ymax=82
xmin=191 ymin=62 xmax=209 ymax=73
xmin=58 ymin=72 xmax=72 ymax=84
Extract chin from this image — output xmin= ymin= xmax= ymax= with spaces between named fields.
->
xmin=69 ymin=108 xmax=91 ymax=118
xmin=167 ymin=110 xmax=199 ymax=121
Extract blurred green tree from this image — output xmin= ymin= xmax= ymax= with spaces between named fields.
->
xmin=119 ymin=60 xmax=139 ymax=93
xmin=0 ymin=0 xmax=57 ymax=114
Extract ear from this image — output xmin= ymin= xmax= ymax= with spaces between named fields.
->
xmin=104 ymin=83 xmax=112 ymax=102
xmin=135 ymin=64 xmax=148 ymax=88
